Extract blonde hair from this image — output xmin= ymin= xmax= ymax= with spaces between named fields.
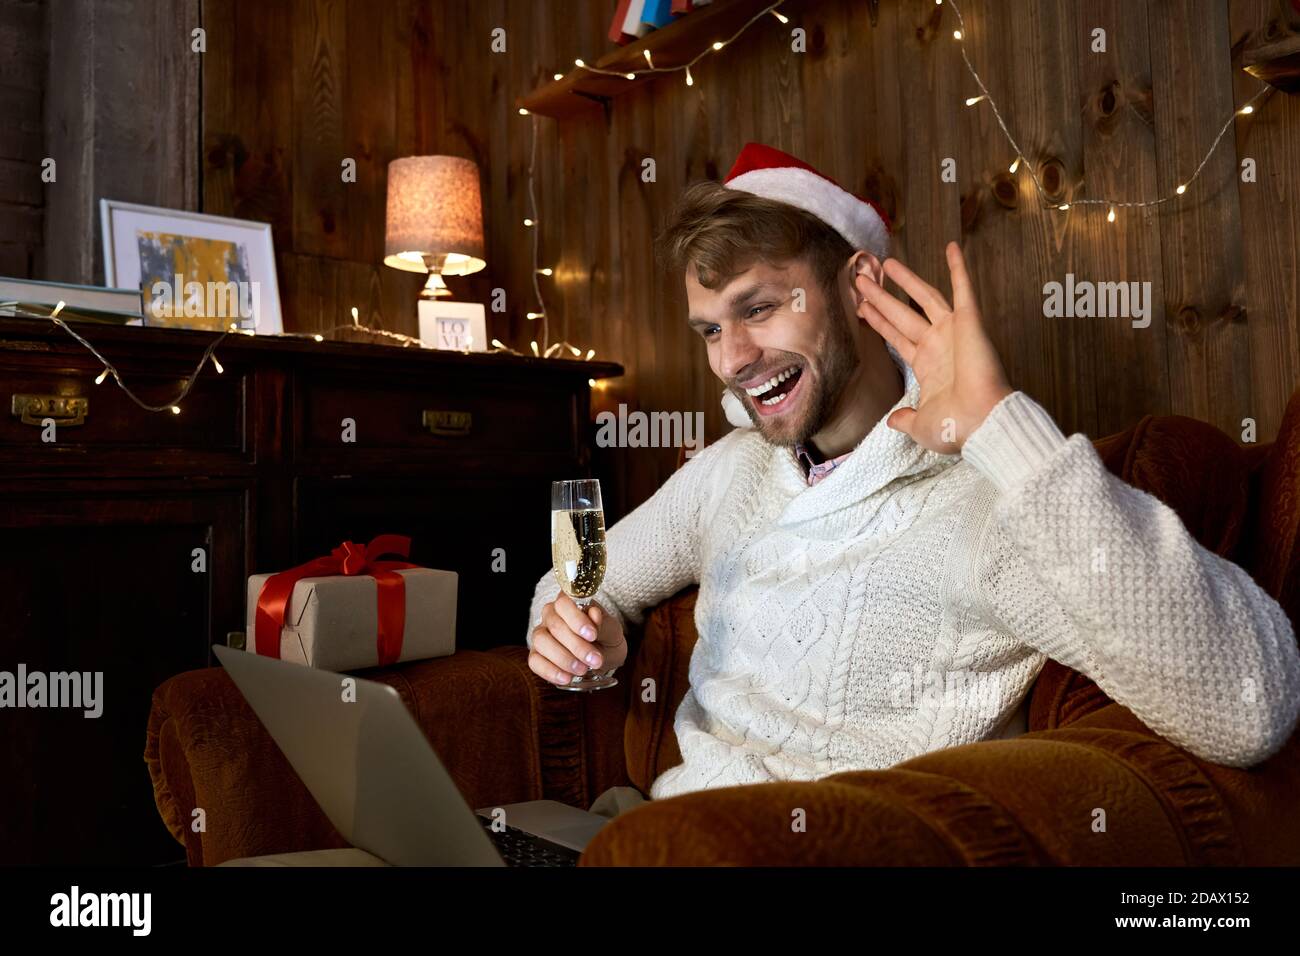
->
xmin=655 ymin=180 xmax=855 ymax=295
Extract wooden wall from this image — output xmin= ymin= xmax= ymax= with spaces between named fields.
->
xmin=0 ymin=0 xmax=44 ymax=279
xmin=13 ymin=0 xmax=1296 ymax=519
xmin=43 ymin=0 xmax=200 ymax=285
xmin=200 ymin=0 xmax=1300 ymax=518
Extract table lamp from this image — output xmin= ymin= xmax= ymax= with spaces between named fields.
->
xmin=383 ymin=155 xmax=485 ymax=299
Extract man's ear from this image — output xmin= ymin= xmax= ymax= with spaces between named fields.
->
xmin=847 ymin=251 xmax=885 ymax=307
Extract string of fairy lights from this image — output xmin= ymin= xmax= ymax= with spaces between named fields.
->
xmin=944 ymin=0 xmax=1272 ymax=218
xmin=18 ymin=0 xmax=1277 ymax=415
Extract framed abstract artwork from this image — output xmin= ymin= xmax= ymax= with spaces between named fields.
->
xmin=100 ymin=199 xmax=283 ymax=334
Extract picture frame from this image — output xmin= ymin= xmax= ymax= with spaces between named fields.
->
xmin=417 ymin=299 xmax=487 ymax=352
xmin=100 ymin=199 xmax=283 ymax=334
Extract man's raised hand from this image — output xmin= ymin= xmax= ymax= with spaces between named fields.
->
xmin=854 ymin=240 xmax=1014 ymax=454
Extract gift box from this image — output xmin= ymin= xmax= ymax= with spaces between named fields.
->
xmin=245 ymin=534 xmax=457 ymax=671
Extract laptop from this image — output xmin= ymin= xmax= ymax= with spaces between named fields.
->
xmin=212 ymin=643 xmax=613 ymax=866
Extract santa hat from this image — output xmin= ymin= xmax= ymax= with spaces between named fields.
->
xmin=723 ymin=142 xmax=892 ymax=260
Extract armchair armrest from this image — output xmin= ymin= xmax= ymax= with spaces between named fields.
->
xmin=145 ymin=646 xmax=631 ymax=866
xmin=578 ymin=703 xmax=1300 ymax=865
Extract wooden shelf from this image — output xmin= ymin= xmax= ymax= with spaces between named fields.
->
xmin=1243 ymin=32 xmax=1300 ymax=93
xmin=518 ymin=0 xmax=778 ymax=119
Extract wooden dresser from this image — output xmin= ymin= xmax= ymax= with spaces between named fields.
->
xmin=0 ymin=316 xmax=621 ymax=864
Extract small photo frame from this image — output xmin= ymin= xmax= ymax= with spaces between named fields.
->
xmin=100 ymin=199 xmax=283 ymax=334
xmin=418 ymin=299 xmax=487 ymax=352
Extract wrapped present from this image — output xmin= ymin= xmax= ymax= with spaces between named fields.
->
xmin=246 ymin=534 xmax=456 ymax=671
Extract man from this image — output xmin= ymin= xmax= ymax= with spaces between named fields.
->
xmin=526 ymin=142 xmax=1300 ymax=803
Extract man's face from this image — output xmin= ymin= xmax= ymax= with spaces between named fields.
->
xmin=686 ymin=257 xmax=860 ymax=447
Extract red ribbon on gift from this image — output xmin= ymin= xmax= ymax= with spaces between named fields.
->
xmin=254 ymin=534 xmax=417 ymax=667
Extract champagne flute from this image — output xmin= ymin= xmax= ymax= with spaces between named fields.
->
xmin=551 ymin=479 xmax=618 ymax=691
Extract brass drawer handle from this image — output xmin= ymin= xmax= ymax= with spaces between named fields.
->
xmin=422 ymin=409 xmax=472 ymax=437
xmin=12 ymin=393 xmax=88 ymax=426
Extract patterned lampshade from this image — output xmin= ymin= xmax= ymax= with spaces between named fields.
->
xmin=383 ymin=155 xmax=485 ymax=276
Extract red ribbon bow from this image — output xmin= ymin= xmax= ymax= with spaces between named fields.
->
xmin=254 ymin=534 xmax=417 ymax=667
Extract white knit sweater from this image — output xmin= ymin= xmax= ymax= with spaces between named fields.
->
xmin=527 ymin=348 xmax=1300 ymax=801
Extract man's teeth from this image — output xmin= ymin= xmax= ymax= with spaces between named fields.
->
xmin=745 ymin=366 xmax=799 ymax=397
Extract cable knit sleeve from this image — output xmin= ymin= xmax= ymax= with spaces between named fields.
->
xmin=524 ymin=431 xmax=738 ymax=652
xmin=961 ymin=390 xmax=1300 ymax=768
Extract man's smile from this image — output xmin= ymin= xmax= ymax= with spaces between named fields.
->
xmin=748 ymin=365 xmax=806 ymax=416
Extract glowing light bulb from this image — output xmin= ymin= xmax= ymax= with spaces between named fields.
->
xmin=953 ymin=30 xmax=963 ymax=40
xmin=1107 ymin=206 xmax=1116 ymax=223
xmin=1239 ymin=105 xmax=1253 ymax=115
xmin=574 ymin=58 xmax=585 ymax=67
xmin=643 ymin=50 xmax=654 ymax=66
xmin=518 ymin=107 xmax=529 ymax=115
xmin=313 ymin=334 xmax=324 ymax=342
xmin=170 ymin=405 xmax=181 ymax=415
xmin=772 ymin=10 xmax=789 ymax=23
xmin=527 ymin=312 xmax=544 ymax=320
xmin=537 ymin=268 xmax=553 ymax=276
xmin=1009 ymin=157 xmax=1020 ymax=174
xmin=523 ymin=218 xmax=533 ymax=226
xmin=1176 ymin=184 xmax=1186 ymax=195
xmin=94 ymin=368 xmax=108 ymax=385
xmin=626 ymin=72 xmax=635 ymax=80
xmin=585 ymin=349 xmax=595 ymax=360
xmin=530 ymin=340 xmax=539 ymax=357
xmin=686 ymin=66 xmax=694 ymax=87
xmin=588 ymin=378 xmax=596 ymax=387
xmin=51 ymin=300 xmax=65 ymax=318
xmin=212 ymin=355 xmax=224 ymax=374
xmin=965 ymin=95 xmax=985 ymax=106
xmin=712 ymin=41 xmax=723 ymax=50
xmin=1058 ymin=203 xmax=1070 ymax=211
xmin=553 ymin=73 xmax=562 ymax=81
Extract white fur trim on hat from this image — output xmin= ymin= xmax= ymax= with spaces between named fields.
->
xmin=725 ymin=167 xmax=891 ymax=259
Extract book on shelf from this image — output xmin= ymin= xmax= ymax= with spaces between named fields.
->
xmin=608 ymin=0 xmax=635 ymax=43
xmin=620 ymin=0 xmax=651 ymax=40
xmin=642 ymin=0 xmax=677 ymax=29
xmin=0 ymin=277 xmax=142 ymax=321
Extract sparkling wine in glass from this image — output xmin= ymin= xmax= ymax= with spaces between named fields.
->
xmin=551 ymin=478 xmax=617 ymax=691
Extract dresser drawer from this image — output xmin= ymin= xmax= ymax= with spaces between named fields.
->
xmin=297 ymin=369 xmax=579 ymax=461
xmin=0 ymin=352 xmax=248 ymax=468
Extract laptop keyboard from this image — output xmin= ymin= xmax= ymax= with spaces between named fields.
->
xmin=479 ymin=816 xmax=581 ymax=867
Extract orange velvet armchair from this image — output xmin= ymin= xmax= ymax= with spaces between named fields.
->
xmin=146 ymin=390 xmax=1300 ymax=865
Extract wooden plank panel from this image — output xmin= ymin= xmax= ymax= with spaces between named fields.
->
xmin=1149 ymin=0 xmax=1253 ymax=434
xmin=1229 ymin=0 xmax=1300 ymax=438
xmin=204 ymin=0 xmax=294 ymax=258
xmin=1074 ymin=0 xmax=1170 ymax=435
xmin=291 ymin=0 xmax=349 ymax=260
xmin=946 ymin=0 xmax=1045 ymax=435
xmin=0 ymin=84 xmax=43 ymax=163
xmin=0 ymin=0 xmax=44 ymax=92
xmin=893 ymin=0 xmax=962 ymax=275
xmin=1002 ymin=0 xmax=1094 ymax=436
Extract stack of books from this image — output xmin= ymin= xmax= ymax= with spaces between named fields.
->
xmin=608 ymin=0 xmax=711 ymax=45
xmin=0 ymin=277 xmax=143 ymax=325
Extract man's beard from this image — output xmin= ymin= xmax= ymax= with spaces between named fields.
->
xmin=735 ymin=289 xmax=861 ymax=448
